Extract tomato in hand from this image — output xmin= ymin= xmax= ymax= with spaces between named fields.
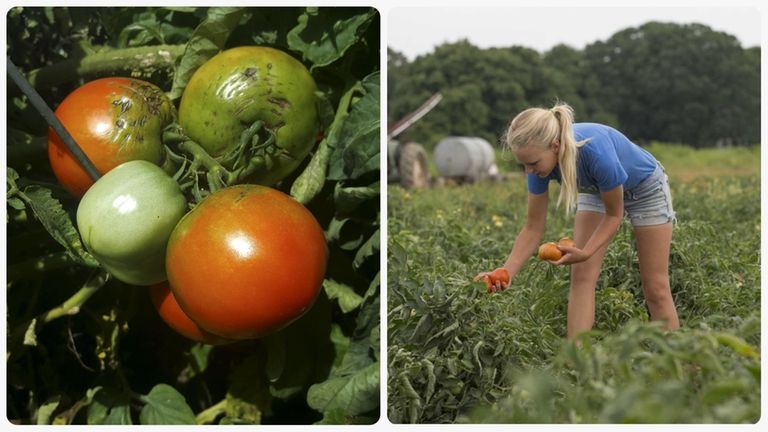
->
xmin=165 ymin=185 xmax=327 ymax=339
xmin=538 ymin=242 xmax=563 ymax=261
xmin=76 ymin=160 xmax=187 ymax=286
xmin=178 ymin=46 xmax=318 ymax=186
xmin=149 ymin=282 xmax=232 ymax=345
xmin=48 ymin=77 xmax=175 ymax=197
xmin=484 ymin=267 xmax=510 ymax=293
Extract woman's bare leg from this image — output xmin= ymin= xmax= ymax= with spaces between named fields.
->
xmin=568 ymin=211 xmax=611 ymax=338
xmin=633 ymin=222 xmax=680 ymax=330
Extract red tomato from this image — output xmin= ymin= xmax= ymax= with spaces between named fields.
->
xmin=165 ymin=185 xmax=327 ymax=340
xmin=149 ymin=282 xmax=231 ymax=345
xmin=47 ymin=77 xmax=175 ymax=197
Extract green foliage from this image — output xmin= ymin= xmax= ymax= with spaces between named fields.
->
xmin=387 ymin=149 xmax=760 ymax=423
xmin=461 ymin=322 xmax=760 ymax=423
xmin=388 ymin=22 xmax=759 ymax=148
xmin=6 ymin=6 xmax=379 ymax=425
xmin=584 ymin=22 xmax=760 ymax=147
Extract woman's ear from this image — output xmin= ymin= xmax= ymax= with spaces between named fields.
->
xmin=551 ymin=140 xmax=560 ymax=153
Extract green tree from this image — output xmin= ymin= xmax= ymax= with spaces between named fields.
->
xmin=583 ymin=22 xmax=760 ymax=146
xmin=388 ymin=22 xmax=759 ymax=148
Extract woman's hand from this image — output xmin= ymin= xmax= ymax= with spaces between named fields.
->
xmin=473 ymin=267 xmax=511 ymax=293
xmin=552 ymin=244 xmax=591 ymax=265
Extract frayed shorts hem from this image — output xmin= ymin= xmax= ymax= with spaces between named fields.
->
xmin=576 ymin=164 xmax=676 ymax=227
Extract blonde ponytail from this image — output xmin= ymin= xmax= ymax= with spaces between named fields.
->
xmin=504 ymin=101 xmax=587 ymax=215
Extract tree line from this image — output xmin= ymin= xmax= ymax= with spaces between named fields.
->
xmin=388 ymin=21 xmax=760 ymax=149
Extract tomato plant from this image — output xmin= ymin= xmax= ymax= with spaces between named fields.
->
xmin=178 ymin=46 xmax=318 ymax=186
xmin=47 ymin=77 xmax=175 ymax=197
xmin=76 ymin=160 xmax=187 ymax=286
xmin=166 ymin=184 xmax=327 ymax=339
xmin=7 ymin=7 xmax=379 ymax=425
xmin=387 ymin=150 xmax=760 ymax=423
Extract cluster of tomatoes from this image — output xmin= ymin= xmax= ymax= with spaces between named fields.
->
xmin=48 ymin=47 xmax=327 ymax=344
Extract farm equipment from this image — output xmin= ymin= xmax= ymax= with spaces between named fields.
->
xmin=388 ymin=92 xmax=502 ymax=188
xmin=433 ymin=136 xmax=498 ymax=184
xmin=387 ymin=93 xmax=442 ymax=188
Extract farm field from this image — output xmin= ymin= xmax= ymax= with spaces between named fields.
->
xmin=387 ymin=144 xmax=760 ymax=423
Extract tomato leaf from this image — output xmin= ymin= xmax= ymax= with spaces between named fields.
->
xmin=287 ymin=7 xmax=377 ymax=69
xmin=139 ymin=384 xmax=196 ymax=425
xmin=290 ymin=137 xmax=329 ymax=204
xmin=307 ymin=289 xmax=379 ymax=423
xmin=307 ymin=361 xmax=379 ymax=421
xmin=20 ymin=186 xmax=99 ymax=267
xmin=23 ymin=318 xmax=38 ymax=346
xmin=329 ymin=324 xmax=351 ymax=368
xmin=35 ymin=396 xmax=61 ymax=425
xmin=8 ymin=197 xmax=25 ymax=210
xmin=168 ymin=7 xmax=245 ymax=101
xmin=327 ymin=71 xmax=380 ymax=181
xmin=333 ymin=182 xmax=379 ymax=216
xmin=324 ymin=217 xmax=349 ymax=243
xmin=116 ymin=10 xmax=193 ymax=48
xmin=353 ymin=229 xmax=379 ymax=269
xmin=315 ymin=90 xmax=336 ymax=133
xmin=266 ymin=293 xmax=335 ymax=400
xmin=323 ymin=279 xmax=364 ymax=313
xmin=180 ymin=343 xmax=213 ymax=380
xmin=87 ymin=387 xmax=132 ymax=425
xmin=51 ymin=387 xmax=101 ymax=425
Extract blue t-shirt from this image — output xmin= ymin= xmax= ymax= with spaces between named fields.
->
xmin=527 ymin=123 xmax=657 ymax=195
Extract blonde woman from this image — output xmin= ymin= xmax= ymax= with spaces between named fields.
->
xmin=475 ymin=102 xmax=680 ymax=338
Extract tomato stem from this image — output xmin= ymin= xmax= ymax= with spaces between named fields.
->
xmin=40 ymin=271 xmax=108 ymax=324
xmin=7 ymin=44 xmax=185 ymax=98
xmin=6 ymin=251 xmax=81 ymax=281
xmin=8 ymin=269 xmax=109 ymax=351
xmin=195 ymin=399 xmax=228 ymax=425
xmin=178 ymin=140 xmax=226 ymax=174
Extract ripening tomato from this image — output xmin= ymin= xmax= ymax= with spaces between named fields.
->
xmin=483 ymin=267 xmax=510 ymax=293
xmin=490 ymin=267 xmax=510 ymax=284
xmin=538 ymin=242 xmax=563 ymax=261
xmin=558 ymin=237 xmax=576 ymax=248
xmin=48 ymin=77 xmax=175 ymax=197
xmin=149 ymin=282 xmax=232 ymax=345
xmin=165 ymin=185 xmax=327 ymax=339
xmin=76 ymin=160 xmax=187 ymax=286
xmin=178 ymin=46 xmax=318 ymax=186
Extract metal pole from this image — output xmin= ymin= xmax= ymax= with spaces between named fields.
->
xmin=6 ymin=57 xmax=101 ymax=182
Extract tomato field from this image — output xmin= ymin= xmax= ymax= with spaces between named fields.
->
xmin=6 ymin=7 xmax=379 ymax=425
xmin=387 ymin=144 xmax=760 ymax=423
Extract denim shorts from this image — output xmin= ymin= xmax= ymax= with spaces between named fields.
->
xmin=577 ymin=164 xmax=676 ymax=227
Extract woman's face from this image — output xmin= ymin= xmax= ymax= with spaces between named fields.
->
xmin=514 ymin=141 xmax=559 ymax=177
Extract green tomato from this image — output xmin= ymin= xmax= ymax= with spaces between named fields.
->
xmin=77 ymin=160 xmax=187 ymax=286
xmin=178 ymin=46 xmax=318 ymax=185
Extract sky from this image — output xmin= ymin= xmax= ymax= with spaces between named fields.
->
xmin=387 ymin=6 xmax=762 ymax=60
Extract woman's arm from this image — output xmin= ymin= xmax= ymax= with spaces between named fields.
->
xmin=475 ymin=191 xmax=549 ymax=292
xmin=502 ymin=191 xmax=549 ymax=278
xmin=556 ymin=185 xmax=624 ymax=264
